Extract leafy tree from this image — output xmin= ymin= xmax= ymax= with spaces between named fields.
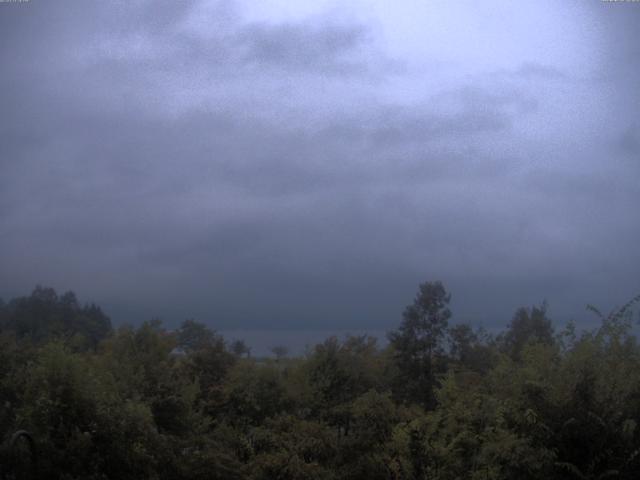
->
xmin=15 ymin=342 xmax=166 ymax=479
xmin=448 ymin=323 xmax=496 ymax=373
xmin=501 ymin=303 xmax=554 ymax=361
xmin=328 ymin=390 xmax=403 ymax=479
xmin=305 ymin=335 xmax=382 ymax=437
xmin=248 ymin=415 xmax=337 ymax=480
xmin=0 ymin=286 xmax=111 ymax=349
xmin=177 ymin=319 xmax=217 ymax=353
xmin=223 ymin=362 xmax=293 ymax=426
xmin=388 ymin=280 xmax=451 ymax=408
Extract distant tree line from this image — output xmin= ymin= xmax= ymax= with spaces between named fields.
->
xmin=0 ymin=283 xmax=639 ymax=479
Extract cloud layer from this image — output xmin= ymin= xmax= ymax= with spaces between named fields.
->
xmin=1 ymin=0 xmax=639 ymax=331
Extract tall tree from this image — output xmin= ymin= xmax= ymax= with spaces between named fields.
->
xmin=177 ymin=319 xmax=217 ymax=353
xmin=502 ymin=303 xmax=554 ymax=360
xmin=448 ymin=323 xmax=495 ymax=373
xmin=388 ymin=281 xmax=451 ymax=408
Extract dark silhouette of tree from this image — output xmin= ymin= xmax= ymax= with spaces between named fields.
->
xmin=388 ymin=281 xmax=451 ymax=408
xmin=0 ymin=286 xmax=111 ymax=349
xmin=177 ymin=319 xmax=217 ymax=353
xmin=448 ymin=323 xmax=495 ymax=373
xmin=501 ymin=303 xmax=554 ymax=360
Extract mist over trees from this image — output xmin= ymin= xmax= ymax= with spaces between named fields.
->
xmin=1 ymin=284 xmax=640 ymax=479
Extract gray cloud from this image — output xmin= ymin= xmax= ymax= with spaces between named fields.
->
xmin=236 ymin=21 xmax=369 ymax=73
xmin=1 ymin=0 xmax=639 ymax=334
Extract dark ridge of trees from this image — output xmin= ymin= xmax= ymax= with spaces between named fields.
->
xmin=0 ymin=286 xmax=112 ymax=349
xmin=0 ymin=284 xmax=639 ymax=479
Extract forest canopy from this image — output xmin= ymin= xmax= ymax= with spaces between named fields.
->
xmin=1 ymin=283 xmax=639 ymax=480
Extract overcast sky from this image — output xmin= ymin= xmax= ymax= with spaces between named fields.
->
xmin=1 ymin=0 xmax=639 ymax=333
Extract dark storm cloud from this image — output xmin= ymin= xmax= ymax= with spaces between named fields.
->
xmin=1 ymin=0 xmax=639 ymax=333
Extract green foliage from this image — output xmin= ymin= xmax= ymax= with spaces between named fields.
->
xmin=248 ymin=415 xmax=337 ymax=480
xmin=223 ymin=361 xmax=293 ymax=426
xmin=1 ymin=284 xmax=639 ymax=480
xmin=305 ymin=335 xmax=384 ymax=437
